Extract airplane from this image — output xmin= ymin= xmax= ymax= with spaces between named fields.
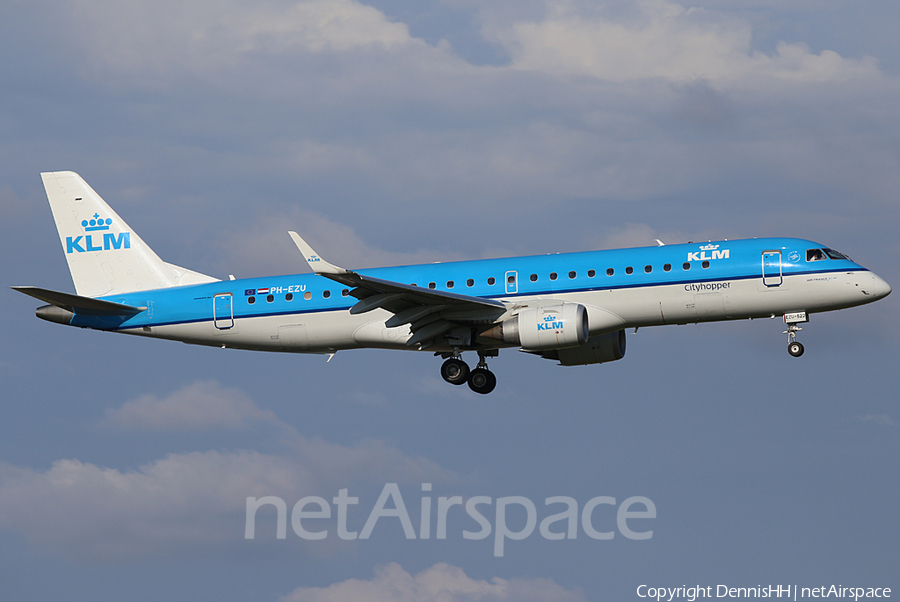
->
xmin=13 ymin=171 xmax=892 ymax=394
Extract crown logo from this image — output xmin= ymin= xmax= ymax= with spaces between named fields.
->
xmin=699 ymin=243 xmax=719 ymax=251
xmin=82 ymin=213 xmax=112 ymax=232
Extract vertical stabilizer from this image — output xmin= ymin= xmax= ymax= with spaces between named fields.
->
xmin=41 ymin=171 xmax=218 ymax=297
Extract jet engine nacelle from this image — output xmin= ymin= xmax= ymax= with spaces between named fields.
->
xmin=482 ymin=303 xmax=589 ymax=350
xmin=539 ymin=329 xmax=627 ymax=366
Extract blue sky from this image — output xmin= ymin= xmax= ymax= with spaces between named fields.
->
xmin=1 ymin=1 xmax=898 ymax=600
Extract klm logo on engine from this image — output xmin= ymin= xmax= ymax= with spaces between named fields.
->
xmin=66 ymin=213 xmax=131 ymax=254
xmin=537 ymin=315 xmax=564 ymax=331
xmin=687 ymin=243 xmax=729 ymax=262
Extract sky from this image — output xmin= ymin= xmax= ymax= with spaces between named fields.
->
xmin=1 ymin=0 xmax=898 ymax=600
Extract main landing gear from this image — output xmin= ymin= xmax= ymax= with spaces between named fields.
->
xmin=440 ymin=351 xmax=497 ymax=394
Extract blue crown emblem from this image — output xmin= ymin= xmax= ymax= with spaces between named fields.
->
xmin=82 ymin=213 xmax=112 ymax=232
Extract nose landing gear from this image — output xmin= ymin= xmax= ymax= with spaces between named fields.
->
xmin=787 ymin=338 xmax=804 ymax=357
xmin=439 ymin=351 xmax=498 ymax=394
xmin=783 ymin=312 xmax=808 ymax=357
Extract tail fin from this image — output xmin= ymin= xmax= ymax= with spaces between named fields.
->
xmin=41 ymin=171 xmax=218 ymax=297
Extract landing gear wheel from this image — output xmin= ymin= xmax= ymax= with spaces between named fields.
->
xmin=441 ymin=358 xmax=470 ymax=385
xmin=787 ymin=341 xmax=804 ymax=357
xmin=467 ymin=368 xmax=496 ymax=395
xmin=783 ymin=319 xmax=806 ymax=358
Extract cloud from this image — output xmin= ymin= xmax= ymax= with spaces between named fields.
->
xmin=670 ymin=79 xmax=736 ymax=130
xmin=63 ymin=0 xmax=418 ymax=77
xmin=597 ymin=223 xmax=685 ymax=250
xmin=1 ymin=382 xmax=456 ymax=558
xmin=281 ymin=562 xmax=588 ymax=602
xmin=0 ymin=443 xmax=453 ymax=558
xmin=100 ymin=380 xmax=281 ymax=431
xmin=855 ymin=414 xmax=895 ymax=427
xmin=494 ymin=0 xmax=880 ymax=85
xmin=0 ymin=450 xmax=301 ymax=557
xmin=5 ymin=0 xmax=899 ymax=268
xmin=215 ymin=205 xmax=469 ymax=277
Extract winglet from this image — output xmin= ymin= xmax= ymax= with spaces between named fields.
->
xmin=288 ymin=231 xmax=347 ymax=275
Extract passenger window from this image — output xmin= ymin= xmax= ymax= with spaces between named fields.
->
xmin=487 ymin=277 xmax=495 ymax=285
xmin=530 ymin=274 xmax=538 ymax=282
xmin=248 ymin=296 xmax=256 ymax=304
xmin=568 ymin=271 xmax=576 ymax=279
xmin=428 ymin=282 xmax=436 ymax=289
xmin=266 ymin=294 xmax=274 ymax=303
xmin=304 ymin=291 xmax=312 ymax=300
xmin=625 ymin=267 xmax=634 ymax=275
xmin=644 ymin=265 xmax=652 ymax=273
xmin=467 ymin=279 xmax=474 ymax=287
xmin=807 ymin=249 xmax=827 ymax=261
xmin=663 ymin=264 xmax=671 ymax=272
xmin=342 ymin=289 xmax=349 ymax=297
xmin=588 ymin=269 xmax=595 ymax=278
xmin=550 ymin=272 xmax=558 ymax=281
xmin=323 ymin=290 xmax=331 ymax=298
xmin=606 ymin=268 xmax=614 ymax=276
xmin=683 ymin=262 xmax=691 ymax=270
xmin=447 ymin=281 xmax=454 ymax=289
xmin=286 ymin=293 xmax=293 ymax=301
xmin=702 ymin=261 xmax=710 ymax=269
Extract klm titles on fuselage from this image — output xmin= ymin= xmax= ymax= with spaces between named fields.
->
xmin=686 ymin=244 xmax=729 ymax=263
xmin=687 ymin=245 xmax=731 ymax=261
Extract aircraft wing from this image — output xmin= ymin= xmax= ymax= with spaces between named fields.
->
xmin=288 ymin=232 xmax=508 ymax=348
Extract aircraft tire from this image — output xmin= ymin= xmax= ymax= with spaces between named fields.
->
xmin=788 ymin=342 xmax=804 ymax=357
xmin=468 ymin=368 xmax=496 ymax=394
xmin=441 ymin=358 xmax=470 ymax=385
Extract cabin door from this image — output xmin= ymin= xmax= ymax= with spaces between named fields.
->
xmin=213 ymin=293 xmax=234 ymax=329
xmin=762 ymin=251 xmax=783 ymax=287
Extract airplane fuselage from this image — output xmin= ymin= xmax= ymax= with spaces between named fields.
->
xmin=70 ymin=237 xmax=888 ymax=354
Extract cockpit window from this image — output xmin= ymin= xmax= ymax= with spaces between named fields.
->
xmin=823 ymin=248 xmax=849 ymax=260
xmin=806 ymin=249 xmax=827 ymax=262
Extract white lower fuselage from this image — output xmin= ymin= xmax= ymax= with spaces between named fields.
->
xmin=119 ymin=268 xmax=886 ymax=354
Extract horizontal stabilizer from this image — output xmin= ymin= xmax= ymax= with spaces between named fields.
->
xmin=11 ymin=286 xmax=146 ymax=315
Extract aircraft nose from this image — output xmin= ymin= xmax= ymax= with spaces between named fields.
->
xmin=866 ymin=273 xmax=891 ymax=299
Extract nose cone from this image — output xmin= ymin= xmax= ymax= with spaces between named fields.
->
xmin=866 ymin=273 xmax=892 ymax=300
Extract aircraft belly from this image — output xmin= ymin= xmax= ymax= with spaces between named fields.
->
xmin=352 ymin=317 xmax=412 ymax=349
xmin=127 ymin=312 xmax=365 ymax=352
